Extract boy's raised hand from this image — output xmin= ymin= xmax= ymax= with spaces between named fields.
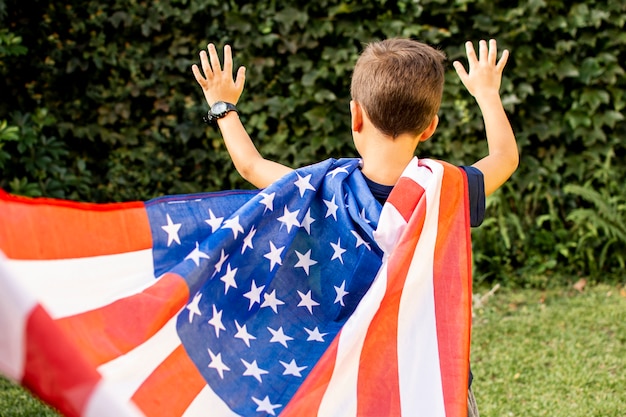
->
xmin=192 ymin=43 xmax=246 ymax=107
xmin=453 ymin=39 xmax=508 ymax=99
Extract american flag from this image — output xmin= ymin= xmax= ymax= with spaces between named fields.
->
xmin=0 ymin=157 xmax=472 ymax=417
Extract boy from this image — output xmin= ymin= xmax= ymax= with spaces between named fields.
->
xmin=192 ymin=37 xmax=518 ymax=416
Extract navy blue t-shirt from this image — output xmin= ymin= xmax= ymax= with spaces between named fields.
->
xmin=363 ymin=165 xmax=486 ymax=227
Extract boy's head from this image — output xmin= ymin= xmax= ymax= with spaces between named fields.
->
xmin=350 ymin=38 xmax=446 ymax=138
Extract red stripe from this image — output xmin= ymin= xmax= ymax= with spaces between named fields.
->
xmin=281 ymin=335 xmax=340 ymax=416
xmin=132 ymin=344 xmax=207 ymax=417
xmin=432 ymin=163 xmax=472 ymax=416
xmin=23 ymin=305 xmax=102 ymax=417
xmin=356 ymin=178 xmax=427 ymax=416
xmin=0 ymin=192 xmax=151 ymax=260
xmin=56 ymin=273 xmax=189 ymax=366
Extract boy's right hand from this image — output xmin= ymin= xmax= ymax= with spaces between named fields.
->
xmin=192 ymin=43 xmax=246 ymax=107
xmin=453 ymin=39 xmax=508 ymax=101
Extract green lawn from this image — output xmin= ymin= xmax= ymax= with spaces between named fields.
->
xmin=1 ymin=284 xmax=625 ymax=416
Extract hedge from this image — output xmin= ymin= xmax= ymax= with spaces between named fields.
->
xmin=1 ymin=0 xmax=625 ymax=286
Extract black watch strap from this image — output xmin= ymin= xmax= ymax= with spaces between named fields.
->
xmin=203 ymin=101 xmax=239 ymax=126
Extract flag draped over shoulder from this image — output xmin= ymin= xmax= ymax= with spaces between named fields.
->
xmin=0 ymin=157 xmax=472 ymax=417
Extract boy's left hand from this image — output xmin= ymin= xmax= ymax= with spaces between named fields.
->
xmin=192 ymin=43 xmax=246 ymax=107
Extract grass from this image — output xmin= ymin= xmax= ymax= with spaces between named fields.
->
xmin=1 ymin=284 xmax=625 ymax=416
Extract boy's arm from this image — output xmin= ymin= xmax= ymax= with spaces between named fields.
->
xmin=192 ymin=43 xmax=293 ymax=189
xmin=453 ymin=39 xmax=519 ymax=196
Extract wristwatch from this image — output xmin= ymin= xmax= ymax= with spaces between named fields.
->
xmin=203 ymin=101 xmax=239 ymax=126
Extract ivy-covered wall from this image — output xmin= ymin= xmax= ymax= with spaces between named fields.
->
xmin=1 ymin=0 xmax=625 ymax=286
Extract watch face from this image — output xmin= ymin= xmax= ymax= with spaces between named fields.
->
xmin=212 ymin=101 xmax=228 ymax=115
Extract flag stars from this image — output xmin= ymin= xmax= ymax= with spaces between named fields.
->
xmin=241 ymin=226 xmax=256 ymax=254
xmin=161 ymin=213 xmax=181 ymax=246
xmin=293 ymin=173 xmax=316 ymax=197
xmin=220 ymin=263 xmax=238 ymax=295
xmin=324 ymin=195 xmax=339 ymax=221
xmin=294 ymin=249 xmax=318 ymax=276
xmin=264 ymin=241 xmax=285 ymax=271
xmin=244 ymin=280 xmax=265 ymax=310
xmin=241 ymin=359 xmax=269 ymax=383
xmin=326 ymin=166 xmax=349 ymax=179
xmin=208 ymin=304 xmax=225 ymax=338
xmin=305 ymin=326 xmax=328 ymax=342
xmin=223 ymin=215 xmax=244 ymax=239
xmin=252 ymin=396 xmax=282 ymax=416
xmin=205 ymin=209 xmax=224 ymax=233
xmin=186 ymin=292 xmax=202 ymax=324
xmin=268 ymin=326 xmax=294 ymax=348
xmin=297 ymin=290 xmax=320 ymax=314
xmin=185 ymin=242 xmax=210 ymax=266
xmin=351 ymin=230 xmax=371 ymax=251
xmin=359 ymin=208 xmax=371 ymax=224
xmin=258 ymin=192 xmax=275 ymax=213
xmin=234 ymin=320 xmax=256 ymax=347
xmin=280 ymin=359 xmax=307 ymax=377
xmin=207 ymin=349 xmax=230 ymax=379
xmin=277 ymin=206 xmax=300 ymax=233
xmin=261 ymin=289 xmax=285 ymax=314
xmin=301 ymin=208 xmax=315 ymax=235
xmin=330 ymin=238 xmax=347 ymax=264
xmin=212 ymin=249 xmax=229 ymax=277
xmin=334 ymin=281 xmax=349 ymax=307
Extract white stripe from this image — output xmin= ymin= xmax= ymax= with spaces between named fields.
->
xmin=97 ymin=314 xmax=181 ymax=402
xmin=181 ymin=385 xmax=241 ymax=417
xmin=317 ymin=264 xmax=389 ymax=417
xmin=5 ymin=249 xmax=155 ymax=318
xmin=0 ymin=251 xmax=38 ymax=381
xmin=84 ymin=380 xmax=146 ymax=417
xmin=397 ymin=160 xmax=446 ymax=416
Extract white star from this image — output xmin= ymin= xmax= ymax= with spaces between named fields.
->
xmin=161 ymin=213 xmax=181 ymax=246
xmin=301 ymin=208 xmax=315 ymax=235
xmin=294 ymin=249 xmax=318 ymax=276
xmin=186 ymin=292 xmax=202 ymax=323
xmin=330 ymin=238 xmax=346 ymax=264
xmin=252 ymin=396 xmax=282 ymax=416
xmin=241 ymin=226 xmax=256 ymax=254
xmin=297 ymin=290 xmax=320 ymax=314
xmin=258 ymin=192 xmax=275 ymax=213
xmin=304 ymin=326 xmax=328 ymax=342
xmin=261 ymin=289 xmax=285 ymax=314
xmin=223 ymin=215 xmax=244 ymax=239
xmin=212 ymin=249 xmax=229 ymax=277
xmin=244 ymin=280 xmax=265 ymax=310
xmin=241 ymin=359 xmax=269 ymax=383
xmin=208 ymin=304 xmax=225 ymax=338
xmin=277 ymin=206 xmax=300 ymax=233
xmin=324 ymin=195 xmax=339 ymax=220
xmin=294 ymin=173 xmax=316 ymax=197
xmin=351 ymin=230 xmax=371 ymax=251
xmin=220 ymin=263 xmax=238 ymax=294
xmin=264 ymin=241 xmax=285 ymax=271
xmin=268 ymin=326 xmax=294 ymax=348
xmin=359 ymin=208 xmax=371 ymax=224
xmin=280 ymin=359 xmax=308 ymax=377
xmin=205 ymin=209 xmax=224 ymax=232
xmin=326 ymin=166 xmax=349 ymax=178
xmin=185 ymin=241 xmax=210 ymax=266
xmin=234 ymin=320 xmax=256 ymax=347
xmin=208 ymin=349 xmax=230 ymax=379
xmin=334 ymin=281 xmax=349 ymax=307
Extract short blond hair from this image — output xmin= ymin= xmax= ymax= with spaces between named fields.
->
xmin=350 ymin=38 xmax=446 ymax=138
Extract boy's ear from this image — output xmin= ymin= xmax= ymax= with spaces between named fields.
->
xmin=418 ymin=115 xmax=439 ymax=142
xmin=350 ymin=100 xmax=363 ymax=132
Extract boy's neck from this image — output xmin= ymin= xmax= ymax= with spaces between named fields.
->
xmin=357 ymin=132 xmax=419 ymax=186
